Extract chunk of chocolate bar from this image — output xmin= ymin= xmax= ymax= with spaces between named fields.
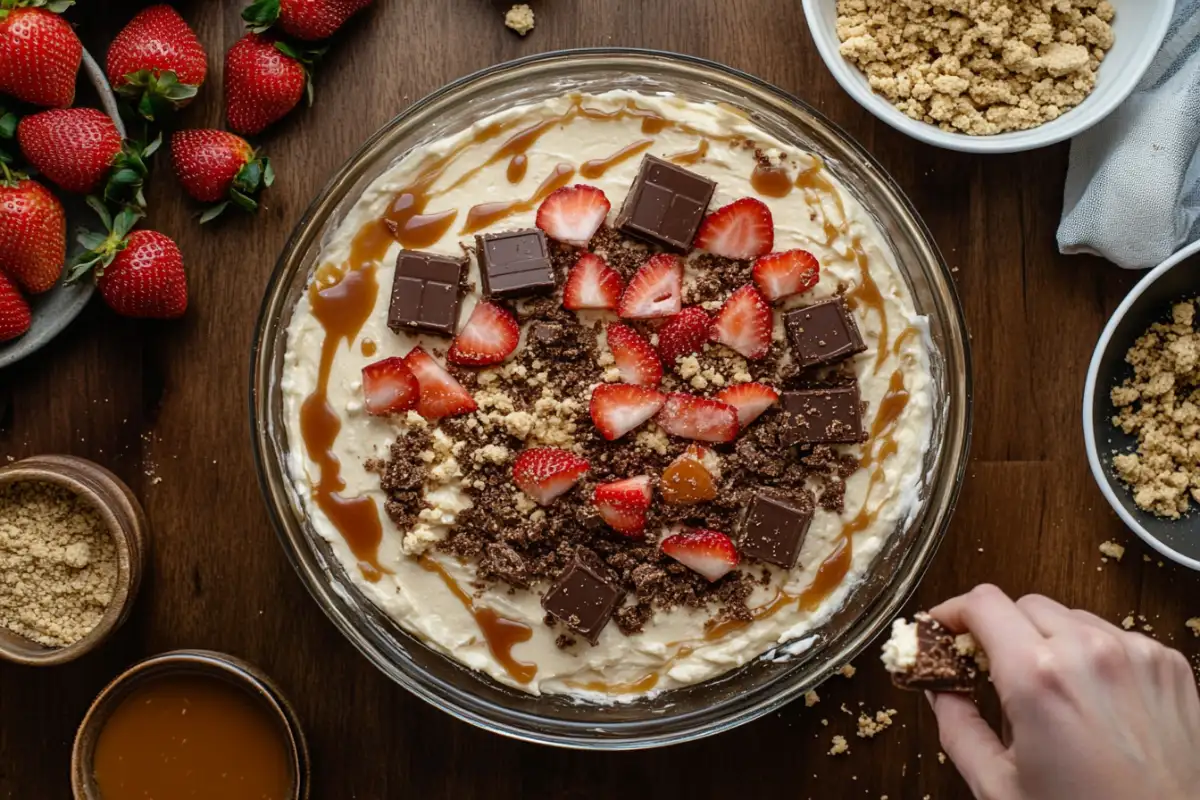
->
xmin=615 ymin=155 xmax=715 ymax=252
xmin=780 ymin=384 xmax=866 ymax=446
xmin=540 ymin=547 xmax=623 ymax=645
xmin=784 ymin=297 xmax=867 ymax=368
xmin=882 ymin=613 xmax=980 ymax=693
xmin=388 ymin=250 xmax=467 ymax=336
xmin=738 ymin=491 xmax=814 ymax=568
xmin=475 ymin=229 xmax=555 ymax=298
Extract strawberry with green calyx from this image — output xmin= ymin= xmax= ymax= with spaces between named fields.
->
xmin=0 ymin=164 xmax=65 ymax=294
xmin=0 ymin=106 xmax=18 ymax=166
xmin=242 ymin=0 xmax=372 ymax=42
xmin=170 ymin=129 xmax=274 ymax=223
xmin=224 ymin=32 xmax=325 ymax=135
xmin=0 ymin=1 xmax=82 ymax=108
xmin=68 ymin=197 xmax=187 ymax=319
xmin=0 ymin=269 xmax=31 ymax=342
xmin=106 ymin=5 xmax=208 ymax=122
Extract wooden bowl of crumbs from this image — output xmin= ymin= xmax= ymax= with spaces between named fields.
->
xmin=0 ymin=455 xmax=148 ymax=665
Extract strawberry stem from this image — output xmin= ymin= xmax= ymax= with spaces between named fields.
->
xmin=116 ymin=69 xmax=200 ymax=123
xmin=241 ymin=0 xmax=281 ymax=33
xmin=66 ymin=196 xmax=145 ymax=284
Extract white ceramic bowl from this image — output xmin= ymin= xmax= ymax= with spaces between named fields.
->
xmin=1083 ymin=238 xmax=1200 ymax=571
xmin=802 ymin=0 xmax=1177 ymax=154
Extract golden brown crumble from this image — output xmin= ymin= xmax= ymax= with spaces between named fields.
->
xmin=504 ymin=4 xmax=534 ymax=36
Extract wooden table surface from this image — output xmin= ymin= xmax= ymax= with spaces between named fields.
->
xmin=3 ymin=1 xmax=1198 ymax=797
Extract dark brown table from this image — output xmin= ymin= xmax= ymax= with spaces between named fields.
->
xmin=3 ymin=1 xmax=1198 ymax=797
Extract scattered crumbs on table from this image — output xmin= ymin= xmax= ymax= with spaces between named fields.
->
xmin=829 ymin=734 xmax=849 ymax=756
xmin=1098 ymin=540 xmax=1125 ymax=561
xmin=856 ymin=708 xmax=897 ymax=738
xmin=805 ymin=690 xmax=820 ymax=707
xmin=504 ymin=3 xmax=534 ymax=36
xmin=1120 ymin=614 xmax=1135 ymax=630
xmin=937 ymin=751 xmax=946 ymax=764
xmin=840 ymin=663 xmax=857 ymax=678
xmin=1184 ymin=618 xmax=1198 ymax=637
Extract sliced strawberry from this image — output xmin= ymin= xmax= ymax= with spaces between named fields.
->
xmin=404 ymin=347 xmax=477 ymax=420
xmin=361 ymin=357 xmax=420 ymax=416
xmin=511 ymin=447 xmax=589 ymax=506
xmin=590 ymin=384 xmax=666 ymax=441
xmin=656 ymin=306 xmax=711 ymax=367
xmin=661 ymin=528 xmax=740 ymax=582
xmin=752 ymin=249 xmax=820 ymax=301
xmin=593 ymin=475 xmax=652 ymax=535
xmin=655 ymin=393 xmax=739 ymax=443
xmin=618 ymin=254 xmax=682 ymax=319
xmin=694 ymin=198 xmax=773 ymax=259
xmin=714 ymin=382 xmax=779 ymax=427
xmin=563 ymin=252 xmax=623 ymax=311
xmin=710 ymin=284 xmax=772 ymax=360
xmin=606 ymin=322 xmax=662 ymax=387
xmin=446 ymin=301 xmax=519 ymax=366
xmin=535 ymin=184 xmax=610 ymax=246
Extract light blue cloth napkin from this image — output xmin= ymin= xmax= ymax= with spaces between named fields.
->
xmin=1058 ymin=1 xmax=1200 ymax=269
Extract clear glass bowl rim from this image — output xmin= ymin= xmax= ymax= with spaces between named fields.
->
xmin=250 ymin=47 xmax=974 ymax=750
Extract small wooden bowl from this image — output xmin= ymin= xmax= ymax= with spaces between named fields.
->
xmin=71 ymin=650 xmax=311 ymax=800
xmin=0 ymin=455 xmax=148 ymax=665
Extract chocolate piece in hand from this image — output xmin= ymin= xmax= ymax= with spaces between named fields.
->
xmin=784 ymin=297 xmax=867 ymax=368
xmin=540 ymin=547 xmax=624 ymax=645
xmin=388 ymin=250 xmax=467 ymax=336
xmin=779 ymin=384 xmax=866 ymax=446
xmin=475 ymin=228 xmax=555 ymax=298
xmin=738 ymin=491 xmax=814 ymax=568
xmin=615 ymin=155 xmax=716 ymax=252
xmin=882 ymin=613 xmax=978 ymax=693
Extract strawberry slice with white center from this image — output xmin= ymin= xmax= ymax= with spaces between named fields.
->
xmin=618 ymin=254 xmax=682 ymax=319
xmin=361 ymin=357 xmax=420 ymax=416
xmin=590 ymin=383 xmax=666 ymax=441
xmin=535 ymin=184 xmax=611 ymax=246
xmin=606 ymin=322 xmax=662 ymax=387
xmin=404 ymin=347 xmax=478 ymax=420
xmin=752 ymin=249 xmax=820 ymax=302
xmin=661 ymin=528 xmax=740 ymax=582
xmin=656 ymin=306 xmax=711 ymax=367
xmin=655 ymin=392 xmax=739 ymax=443
xmin=693 ymin=198 xmax=774 ymax=259
xmin=710 ymin=284 xmax=773 ymax=360
xmin=714 ymin=382 xmax=779 ymax=427
xmin=563 ymin=252 xmax=624 ymax=311
xmin=511 ymin=447 xmax=590 ymax=506
xmin=446 ymin=301 xmax=519 ymax=366
xmin=592 ymin=475 xmax=652 ymax=536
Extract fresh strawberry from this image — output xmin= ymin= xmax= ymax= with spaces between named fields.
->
xmin=106 ymin=4 xmax=207 ymax=121
xmin=605 ymin=322 xmax=662 ymax=387
xmin=694 ymin=198 xmax=773 ymax=259
xmin=171 ymin=129 xmax=274 ymax=223
xmin=535 ymin=184 xmax=610 ymax=247
xmin=403 ymin=346 xmax=477 ymax=420
xmin=618 ymin=254 xmax=682 ymax=319
xmin=361 ymin=356 xmax=419 ymax=415
xmin=715 ymin=382 xmax=779 ymax=427
xmin=224 ymin=33 xmax=315 ymax=136
xmin=562 ymin=252 xmax=622 ymax=311
xmin=0 ymin=270 xmax=31 ymax=342
xmin=752 ymin=249 xmax=820 ymax=302
xmin=656 ymin=306 xmax=710 ymax=367
xmin=512 ymin=447 xmax=589 ymax=506
xmin=0 ymin=7 xmax=82 ymax=108
xmin=589 ymin=383 xmax=665 ymax=441
xmin=0 ymin=172 xmax=64 ymax=294
xmin=593 ymin=475 xmax=652 ymax=536
xmin=243 ymin=0 xmax=372 ymax=42
xmin=447 ymin=301 xmax=519 ymax=366
xmin=710 ymin=284 xmax=772 ymax=360
xmin=655 ymin=393 xmax=738 ymax=443
xmin=661 ymin=528 xmax=739 ymax=582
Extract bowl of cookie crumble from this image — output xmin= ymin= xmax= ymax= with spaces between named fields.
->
xmin=803 ymin=0 xmax=1177 ymax=153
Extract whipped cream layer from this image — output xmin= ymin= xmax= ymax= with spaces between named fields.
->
xmin=281 ymin=90 xmax=934 ymax=699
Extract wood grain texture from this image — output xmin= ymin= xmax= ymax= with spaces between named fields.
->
xmin=2 ymin=1 xmax=1198 ymax=797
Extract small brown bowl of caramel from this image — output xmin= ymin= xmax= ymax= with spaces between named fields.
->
xmin=71 ymin=650 xmax=310 ymax=800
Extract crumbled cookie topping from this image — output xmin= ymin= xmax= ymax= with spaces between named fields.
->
xmin=829 ymin=734 xmax=850 ymax=756
xmin=1098 ymin=540 xmax=1125 ymax=561
xmin=856 ymin=708 xmax=897 ymax=738
xmin=503 ymin=3 xmax=534 ymax=36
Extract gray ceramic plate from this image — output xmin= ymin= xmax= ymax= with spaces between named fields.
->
xmin=1083 ymin=239 xmax=1200 ymax=570
xmin=0 ymin=49 xmax=119 ymax=370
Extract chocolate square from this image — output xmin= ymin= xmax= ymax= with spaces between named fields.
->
xmin=784 ymin=297 xmax=867 ymax=368
xmin=615 ymin=155 xmax=715 ymax=252
xmin=475 ymin=229 xmax=555 ymax=298
xmin=780 ymin=384 xmax=867 ymax=446
xmin=388 ymin=250 xmax=467 ymax=337
xmin=739 ymin=491 xmax=814 ymax=568
xmin=540 ymin=548 xmax=623 ymax=645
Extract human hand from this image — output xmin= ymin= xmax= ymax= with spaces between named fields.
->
xmin=926 ymin=585 xmax=1200 ymax=800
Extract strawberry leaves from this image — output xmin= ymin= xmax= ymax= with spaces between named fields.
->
xmin=65 ymin=195 xmax=142 ymax=282
xmin=117 ymin=69 xmax=200 ymax=123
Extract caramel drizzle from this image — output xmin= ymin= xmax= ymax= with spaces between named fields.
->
xmin=461 ymin=163 xmax=576 ymax=234
xmin=666 ymin=138 xmax=709 ymax=166
xmin=567 ymin=672 xmax=660 ymax=695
